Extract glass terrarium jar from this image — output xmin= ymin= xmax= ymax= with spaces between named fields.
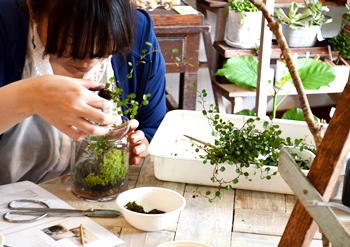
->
xmin=70 ymin=115 xmax=130 ymax=201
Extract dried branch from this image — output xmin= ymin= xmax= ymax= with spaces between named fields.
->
xmin=249 ymin=0 xmax=326 ymax=149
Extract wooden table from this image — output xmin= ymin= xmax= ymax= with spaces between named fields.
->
xmin=148 ymin=7 xmax=210 ymax=110
xmin=40 ymin=155 xmax=336 ymax=247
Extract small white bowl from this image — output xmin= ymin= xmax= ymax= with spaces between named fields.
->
xmin=116 ymin=187 xmax=186 ymax=231
xmin=156 ymin=240 xmax=213 ymax=247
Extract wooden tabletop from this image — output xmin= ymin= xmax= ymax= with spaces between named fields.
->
xmin=39 ymin=155 xmax=333 ymax=246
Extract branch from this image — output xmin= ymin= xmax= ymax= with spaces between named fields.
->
xmin=249 ymin=0 xmax=325 ymax=149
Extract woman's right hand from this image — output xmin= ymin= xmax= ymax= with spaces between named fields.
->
xmin=0 ymin=75 xmax=120 ymax=140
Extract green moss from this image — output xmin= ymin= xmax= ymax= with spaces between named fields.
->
xmin=84 ymin=148 xmax=128 ymax=188
xmin=72 ymin=147 xmax=128 ymax=188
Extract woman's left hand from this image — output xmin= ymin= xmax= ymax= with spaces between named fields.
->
xmin=128 ymin=119 xmax=149 ymax=165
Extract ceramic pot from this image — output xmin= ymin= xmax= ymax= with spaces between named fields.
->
xmin=282 ymin=24 xmax=321 ymax=48
xmin=71 ymin=116 xmax=130 ymax=201
xmin=224 ymin=10 xmax=262 ymax=49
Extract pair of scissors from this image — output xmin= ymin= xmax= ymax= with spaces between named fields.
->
xmin=3 ymin=199 xmax=121 ymax=223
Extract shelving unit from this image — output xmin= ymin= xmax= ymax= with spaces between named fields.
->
xmin=197 ymin=0 xmax=347 ymax=115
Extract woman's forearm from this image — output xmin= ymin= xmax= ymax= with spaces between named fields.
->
xmin=0 ymin=78 xmax=36 ymax=134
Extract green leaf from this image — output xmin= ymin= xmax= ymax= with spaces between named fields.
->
xmin=281 ymin=58 xmax=335 ymax=90
xmin=294 ymin=58 xmax=335 ymax=89
xmin=215 ymin=56 xmax=258 ymax=90
xmin=234 ymin=109 xmax=256 ymax=116
xmin=281 ymin=108 xmax=320 ymax=121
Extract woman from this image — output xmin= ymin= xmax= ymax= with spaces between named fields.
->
xmin=0 ymin=0 xmax=167 ymax=184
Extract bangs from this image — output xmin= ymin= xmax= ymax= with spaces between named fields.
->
xmin=44 ymin=0 xmax=133 ymax=59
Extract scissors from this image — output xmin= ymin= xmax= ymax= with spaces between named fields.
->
xmin=3 ymin=199 xmax=121 ymax=223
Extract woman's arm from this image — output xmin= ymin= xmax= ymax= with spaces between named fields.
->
xmin=0 ymin=75 xmax=121 ymax=140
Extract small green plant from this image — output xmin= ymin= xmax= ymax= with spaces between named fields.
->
xmin=228 ymin=0 xmax=259 ymax=13
xmin=342 ymin=3 xmax=350 ymax=23
xmin=330 ymin=33 xmax=350 ymax=60
xmin=227 ymin=0 xmax=259 ymax=21
xmin=274 ymin=0 xmax=328 ymax=30
xmin=189 ymin=88 xmax=315 ymax=202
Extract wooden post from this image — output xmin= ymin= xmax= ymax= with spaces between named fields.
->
xmin=255 ymin=0 xmax=273 ymax=117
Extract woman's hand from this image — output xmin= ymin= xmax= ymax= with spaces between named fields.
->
xmin=0 ymin=75 xmax=120 ymax=140
xmin=128 ymin=119 xmax=149 ymax=165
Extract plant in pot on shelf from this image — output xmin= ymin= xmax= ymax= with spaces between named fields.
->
xmin=70 ymin=44 xmax=154 ymax=202
xmin=330 ymin=4 xmax=350 ymax=62
xmin=224 ymin=0 xmax=262 ymax=49
xmin=340 ymin=3 xmax=350 ymax=37
xmin=215 ymin=55 xmax=336 ymax=120
xmin=274 ymin=0 xmax=331 ymax=47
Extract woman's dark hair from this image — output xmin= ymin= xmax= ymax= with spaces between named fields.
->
xmin=27 ymin=0 xmax=134 ymax=59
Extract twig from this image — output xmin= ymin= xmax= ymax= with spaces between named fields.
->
xmin=80 ymin=224 xmax=85 ymax=247
xmin=183 ymin=134 xmax=211 ymax=146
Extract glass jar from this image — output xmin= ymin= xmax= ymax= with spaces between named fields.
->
xmin=70 ymin=116 xmax=130 ymax=201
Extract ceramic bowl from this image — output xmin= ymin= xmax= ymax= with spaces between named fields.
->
xmin=116 ymin=187 xmax=186 ymax=231
xmin=156 ymin=240 xmax=213 ymax=247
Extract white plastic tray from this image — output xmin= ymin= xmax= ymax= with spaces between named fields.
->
xmin=148 ymin=110 xmax=316 ymax=194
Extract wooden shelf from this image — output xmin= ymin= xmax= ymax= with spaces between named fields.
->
xmin=213 ymin=80 xmax=344 ymax=98
xmin=214 ymin=40 xmax=340 ymax=59
xmin=194 ymin=0 xmax=346 ymax=10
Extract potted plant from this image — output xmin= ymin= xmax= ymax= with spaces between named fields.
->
xmin=274 ymin=0 xmax=331 ymax=47
xmin=190 ymin=105 xmax=316 ymax=201
xmin=330 ymin=33 xmax=350 ymax=61
xmin=215 ymin=55 xmax=336 ymax=120
xmin=329 ymin=4 xmax=350 ymax=62
xmin=224 ymin=0 xmax=262 ymax=49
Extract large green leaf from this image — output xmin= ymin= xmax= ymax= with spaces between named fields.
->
xmin=215 ymin=56 xmax=258 ymax=90
xmin=234 ymin=109 xmax=256 ymax=116
xmin=279 ymin=58 xmax=336 ymax=90
xmin=281 ymin=108 xmax=319 ymax=121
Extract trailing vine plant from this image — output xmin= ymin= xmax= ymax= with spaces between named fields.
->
xmin=190 ymin=88 xmax=315 ymax=202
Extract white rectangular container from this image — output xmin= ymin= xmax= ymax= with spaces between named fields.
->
xmin=148 ymin=110 xmax=317 ymax=195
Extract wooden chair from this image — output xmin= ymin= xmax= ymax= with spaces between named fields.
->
xmin=278 ymin=81 xmax=350 ymax=246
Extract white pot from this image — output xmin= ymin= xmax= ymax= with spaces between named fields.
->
xmin=224 ymin=10 xmax=262 ymax=49
xmin=282 ymin=24 xmax=321 ymax=48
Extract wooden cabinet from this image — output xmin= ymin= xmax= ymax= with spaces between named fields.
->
xmin=148 ymin=7 xmax=210 ymax=110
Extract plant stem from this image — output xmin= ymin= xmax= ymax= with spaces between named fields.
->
xmin=183 ymin=135 xmax=211 ymax=146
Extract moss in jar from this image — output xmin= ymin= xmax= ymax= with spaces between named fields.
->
xmin=125 ymin=201 xmax=165 ymax=214
xmin=72 ymin=147 xmax=128 ymax=188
